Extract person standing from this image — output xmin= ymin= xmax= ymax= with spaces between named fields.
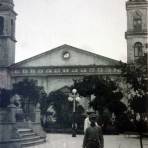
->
xmin=83 ymin=113 xmax=104 ymax=148
xmin=84 ymin=111 xmax=98 ymax=133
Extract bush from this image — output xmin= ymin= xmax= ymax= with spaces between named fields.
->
xmin=115 ymin=113 xmax=135 ymax=133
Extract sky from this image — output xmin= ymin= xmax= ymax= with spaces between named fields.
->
xmin=14 ymin=0 xmax=127 ymax=62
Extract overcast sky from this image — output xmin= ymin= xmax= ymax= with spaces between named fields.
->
xmin=14 ymin=0 xmax=127 ymax=62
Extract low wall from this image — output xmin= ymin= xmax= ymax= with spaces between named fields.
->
xmin=0 ymin=106 xmax=21 ymax=148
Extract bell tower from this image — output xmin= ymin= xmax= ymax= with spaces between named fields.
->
xmin=125 ymin=0 xmax=148 ymax=64
xmin=0 ymin=0 xmax=16 ymax=67
xmin=0 ymin=0 xmax=16 ymax=88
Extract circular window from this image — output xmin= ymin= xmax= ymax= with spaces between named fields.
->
xmin=63 ymin=51 xmax=70 ymax=59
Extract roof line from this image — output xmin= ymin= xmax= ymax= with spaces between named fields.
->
xmin=11 ymin=44 xmax=119 ymax=67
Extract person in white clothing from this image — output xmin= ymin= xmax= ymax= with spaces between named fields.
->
xmin=84 ymin=111 xmax=98 ymax=133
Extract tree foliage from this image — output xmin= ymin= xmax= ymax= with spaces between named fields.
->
xmin=46 ymin=90 xmax=84 ymax=128
xmin=13 ymin=79 xmax=46 ymax=104
xmin=119 ymin=55 xmax=148 ymax=114
xmin=72 ymin=75 xmax=126 ymax=119
xmin=47 ymin=90 xmax=72 ymax=127
xmin=12 ymin=79 xmax=47 ymax=115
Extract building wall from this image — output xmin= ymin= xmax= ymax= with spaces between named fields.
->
xmin=0 ymin=0 xmax=16 ymax=88
xmin=127 ymin=36 xmax=148 ymax=63
xmin=126 ymin=0 xmax=148 ymax=63
xmin=0 ymin=68 xmax=11 ymax=89
xmin=127 ymin=7 xmax=147 ymax=32
xmin=12 ymin=73 xmax=119 ymax=95
xmin=12 ymin=75 xmax=83 ymax=93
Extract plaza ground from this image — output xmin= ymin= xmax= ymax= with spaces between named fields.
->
xmin=28 ymin=133 xmax=148 ymax=148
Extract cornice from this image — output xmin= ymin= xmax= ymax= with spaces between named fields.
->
xmin=126 ymin=1 xmax=148 ymax=10
xmin=126 ymin=1 xmax=148 ymax=5
xmin=10 ymin=65 xmax=121 ymax=77
xmin=125 ymin=31 xmax=148 ymax=38
xmin=10 ymin=65 xmax=121 ymax=69
xmin=0 ymin=35 xmax=17 ymax=42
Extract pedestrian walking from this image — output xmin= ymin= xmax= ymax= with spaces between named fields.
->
xmin=83 ymin=113 xmax=104 ymax=148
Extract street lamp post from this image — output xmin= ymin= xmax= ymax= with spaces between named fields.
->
xmin=135 ymin=113 xmax=143 ymax=148
xmin=68 ymin=89 xmax=80 ymax=137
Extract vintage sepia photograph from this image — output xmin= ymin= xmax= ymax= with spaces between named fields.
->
xmin=0 ymin=0 xmax=148 ymax=148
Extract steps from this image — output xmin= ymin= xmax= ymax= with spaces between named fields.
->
xmin=17 ymin=128 xmax=45 ymax=147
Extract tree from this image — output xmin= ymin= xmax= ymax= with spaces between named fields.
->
xmin=47 ymin=90 xmax=72 ymax=128
xmin=119 ymin=55 xmax=148 ymax=115
xmin=46 ymin=90 xmax=84 ymax=129
xmin=118 ymin=54 xmax=148 ymax=137
xmin=72 ymin=75 xmax=127 ymax=130
xmin=12 ymin=79 xmax=47 ymax=115
xmin=47 ymin=90 xmax=71 ymax=128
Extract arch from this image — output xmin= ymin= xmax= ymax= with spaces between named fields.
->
xmin=0 ymin=16 xmax=4 ymax=35
xmin=133 ymin=11 xmax=142 ymax=31
xmin=134 ymin=42 xmax=143 ymax=57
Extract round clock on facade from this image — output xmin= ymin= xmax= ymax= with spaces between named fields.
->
xmin=63 ymin=51 xmax=70 ymax=59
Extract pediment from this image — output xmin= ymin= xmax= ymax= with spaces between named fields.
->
xmin=57 ymin=86 xmax=71 ymax=94
xmin=11 ymin=44 xmax=119 ymax=68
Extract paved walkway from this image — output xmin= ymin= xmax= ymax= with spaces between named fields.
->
xmin=29 ymin=133 xmax=148 ymax=148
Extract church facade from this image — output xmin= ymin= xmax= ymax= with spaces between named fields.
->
xmin=0 ymin=0 xmax=147 ymax=93
xmin=10 ymin=44 xmax=121 ymax=93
